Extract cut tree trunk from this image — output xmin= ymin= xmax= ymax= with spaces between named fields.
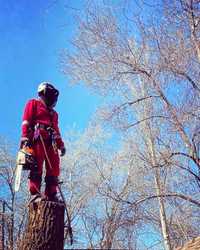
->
xmin=19 ymin=201 xmax=65 ymax=250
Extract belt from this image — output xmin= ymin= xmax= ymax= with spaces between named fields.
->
xmin=35 ymin=123 xmax=52 ymax=131
xmin=34 ymin=124 xmax=56 ymax=138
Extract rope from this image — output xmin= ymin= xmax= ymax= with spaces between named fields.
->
xmin=39 ymin=133 xmax=73 ymax=245
xmin=39 ymin=134 xmax=53 ymax=170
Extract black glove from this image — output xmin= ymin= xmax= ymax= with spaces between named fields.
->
xmin=60 ymin=147 xmax=66 ymax=157
xmin=20 ymin=138 xmax=31 ymax=149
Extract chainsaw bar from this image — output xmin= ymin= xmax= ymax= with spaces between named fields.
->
xmin=14 ymin=164 xmax=23 ymax=192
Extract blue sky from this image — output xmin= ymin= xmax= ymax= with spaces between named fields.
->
xmin=0 ymin=0 xmax=101 ymax=147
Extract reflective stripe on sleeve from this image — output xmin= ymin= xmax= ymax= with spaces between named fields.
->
xmin=21 ymin=137 xmax=29 ymax=141
xmin=22 ymin=120 xmax=29 ymax=126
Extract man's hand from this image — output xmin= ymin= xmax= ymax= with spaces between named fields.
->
xmin=60 ymin=147 xmax=66 ymax=157
xmin=20 ymin=138 xmax=31 ymax=149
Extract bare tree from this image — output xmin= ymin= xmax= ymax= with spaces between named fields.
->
xmin=0 ymin=137 xmax=30 ymax=250
xmin=61 ymin=0 xmax=200 ymax=249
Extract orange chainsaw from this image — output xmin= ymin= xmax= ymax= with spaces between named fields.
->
xmin=14 ymin=146 xmax=36 ymax=192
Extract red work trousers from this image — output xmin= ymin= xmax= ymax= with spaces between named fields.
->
xmin=29 ymin=138 xmax=60 ymax=196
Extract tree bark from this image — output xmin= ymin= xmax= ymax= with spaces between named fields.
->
xmin=19 ymin=201 xmax=65 ymax=250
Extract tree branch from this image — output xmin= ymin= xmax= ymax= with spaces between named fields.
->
xmin=133 ymin=193 xmax=200 ymax=208
xmin=125 ymin=115 xmax=168 ymax=129
xmin=170 ymin=151 xmax=200 ymax=169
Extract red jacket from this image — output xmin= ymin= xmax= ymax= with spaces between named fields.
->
xmin=21 ymin=98 xmax=64 ymax=149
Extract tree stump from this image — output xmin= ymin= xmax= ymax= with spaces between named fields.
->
xmin=19 ymin=201 xmax=65 ymax=250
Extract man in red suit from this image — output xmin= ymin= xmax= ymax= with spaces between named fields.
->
xmin=20 ymin=82 xmax=66 ymax=201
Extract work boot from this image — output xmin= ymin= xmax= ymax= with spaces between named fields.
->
xmin=29 ymin=193 xmax=42 ymax=203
